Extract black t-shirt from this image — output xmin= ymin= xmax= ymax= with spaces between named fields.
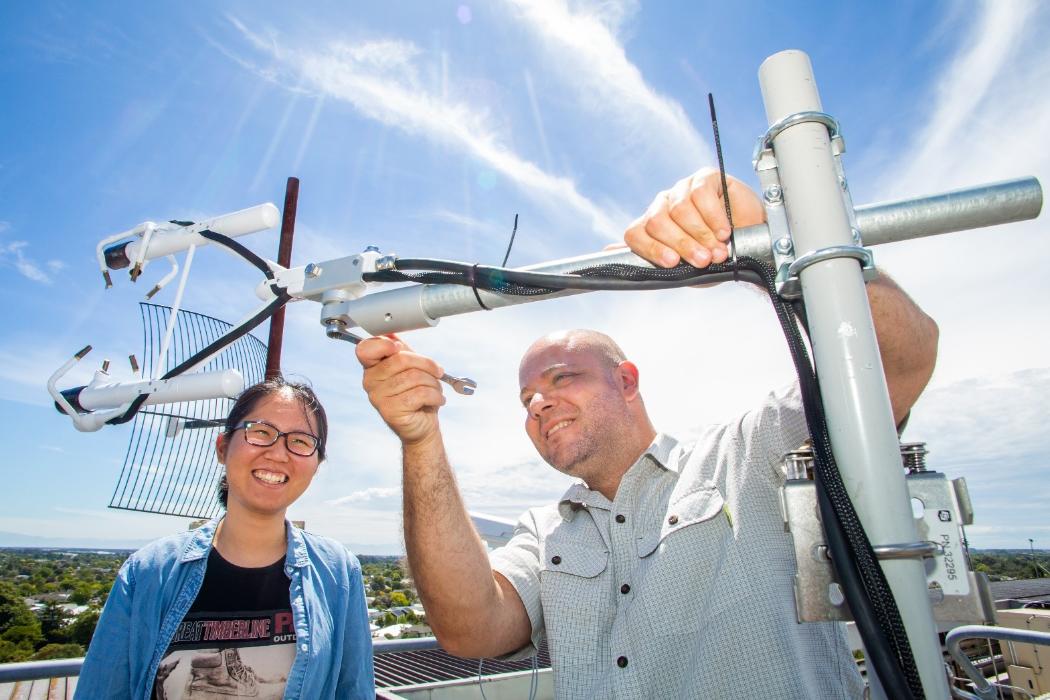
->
xmin=152 ymin=548 xmax=297 ymax=700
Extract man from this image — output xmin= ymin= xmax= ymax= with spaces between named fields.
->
xmin=355 ymin=169 xmax=938 ymax=698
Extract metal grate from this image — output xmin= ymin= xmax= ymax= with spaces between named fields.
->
xmin=108 ymin=303 xmax=267 ymax=519
xmin=374 ymin=640 xmax=551 ymax=688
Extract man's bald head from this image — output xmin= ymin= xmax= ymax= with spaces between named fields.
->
xmin=519 ymin=329 xmax=627 ymax=376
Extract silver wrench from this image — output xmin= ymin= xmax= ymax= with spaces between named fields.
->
xmin=439 ymin=374 xmax=476 ymax=395
xmin=326 ymin=322 xmax=477 ymax=396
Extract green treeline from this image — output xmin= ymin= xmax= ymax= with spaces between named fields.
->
xmin=971 ymin=549 xmax=1050 ymax=581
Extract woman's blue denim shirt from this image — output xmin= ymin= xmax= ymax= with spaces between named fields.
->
xmin=76 ymin=518 xmax=375 ymax=699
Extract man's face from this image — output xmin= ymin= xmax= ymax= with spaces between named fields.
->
xmin=518 ymin=338 xmax=631 ymax=481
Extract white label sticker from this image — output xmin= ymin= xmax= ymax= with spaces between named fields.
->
xmin=925 ymin=507 xmax=970 ymax=596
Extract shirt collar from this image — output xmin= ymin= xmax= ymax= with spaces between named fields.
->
xmin=180 ymin=517 xmax=309 ymax=569
xmin=556 ymin=432 xmax=681 ymax=520
xmin=182 ymin=518 xmax=219 ymax=562
xmin=285 ymin=521 xmax=310 ymax=568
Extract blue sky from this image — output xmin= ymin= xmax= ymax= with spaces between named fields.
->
xmin=1 ymin=1 xmax=1047 ymax=552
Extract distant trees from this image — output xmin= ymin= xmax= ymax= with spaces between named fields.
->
xmin=0 ymin=549 xmax=432 ymax=661
xmin=0 ymin=581 xmax=43 ymax=662
xmin=68 ymin=610 xmax=100 ymax=648
xmin=30 ymin=643 xmax=84 ymax=661
xmin=39 ymin=601 xmax=71 ymax=643
xmin=971 ymin=550 xmax=1050 ymax=581
xmin=0 ymin=550 xmax=127 ymax=662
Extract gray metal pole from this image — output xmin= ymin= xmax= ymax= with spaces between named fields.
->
xmin=855 ymin=177 xmax=1042 ymax=245
xmin=758 ymin=50 xmax=949 ymax=698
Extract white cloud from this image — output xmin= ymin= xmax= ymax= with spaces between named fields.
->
xmin=891 ymin=1 xmax=1041 ymax=194
xmin=0 ymin=240 xmax=54 ymax=284
xmin=501 ymin=0 xmax=709 ymax=172
xmin=866 ymin=0 xmax=1050 ymax=385
xmin=226 ymin=18 xmax=624 ymax=241
xmin=327 ymin=486 xmax=399 ymax=506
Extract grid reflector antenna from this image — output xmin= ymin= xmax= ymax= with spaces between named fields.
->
xmin=108 ymin=303 xmax=266 ymax=519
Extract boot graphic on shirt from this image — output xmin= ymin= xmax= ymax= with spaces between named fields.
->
xmin=186 ymin=648 xmax=259 ymax=697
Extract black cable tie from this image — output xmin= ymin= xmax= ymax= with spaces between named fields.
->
xmin=501 ymin=214 xmax=519 ymax=267
xmin=708 ymin=93 xmax=739 ymax=283
xmin=469 ymin=263 xmax=491 ymax=310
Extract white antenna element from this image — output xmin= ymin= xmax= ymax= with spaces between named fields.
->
xmin=48 ymin=344 xmax=244 ymax=433
xmin=154 ymin=244 xmax=196 ymax=380
xmin=75 ymin=369 xmax=244 ymax=411
xmin=95 ymin=203 xmax=279 ymax=284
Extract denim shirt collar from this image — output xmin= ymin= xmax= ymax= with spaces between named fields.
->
xmin=180 ymin=517 xmax=310 ymax=569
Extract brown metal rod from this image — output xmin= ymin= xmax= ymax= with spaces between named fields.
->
xmin=265 ymin=177 xmax=300 ymax=380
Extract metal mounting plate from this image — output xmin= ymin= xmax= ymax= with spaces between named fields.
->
xmin=781 ymin=472 xmax=994 ymax=624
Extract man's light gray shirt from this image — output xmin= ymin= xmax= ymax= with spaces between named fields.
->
xmin=489 ymin=384 xmax=864 ymax=699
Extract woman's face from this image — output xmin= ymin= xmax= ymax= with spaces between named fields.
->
xmin=217 ymin=389 xmax=321 ymax=519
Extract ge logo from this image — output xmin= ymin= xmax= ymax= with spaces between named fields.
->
xmin=937 ymin=510 xmax=952 ymax=522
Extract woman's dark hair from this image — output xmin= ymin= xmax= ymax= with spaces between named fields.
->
xmin=217 ymin=376 xmax=328 ymax=508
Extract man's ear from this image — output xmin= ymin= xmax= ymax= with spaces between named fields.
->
xmin=215 ymin=433 xmax=227 ymax=464
xmin=617 ymin=361 xmax=641 ymax=401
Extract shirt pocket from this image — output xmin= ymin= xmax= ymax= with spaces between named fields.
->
xmin=635 ymin=488 xmax=737 ymax=640
xmin=636 ymin=487 xmax=727 ymax=558
xmin=538 ymin=539 xmax=610 ymax=669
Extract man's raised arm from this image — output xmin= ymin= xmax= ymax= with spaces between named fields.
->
xmin=355 ymin=337 xmax=532 ymax=658
xmin=623 ymin=168 xmax=938 ymax=423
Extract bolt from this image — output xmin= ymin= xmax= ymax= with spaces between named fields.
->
xmin=839 ymin=176 xmax=848 ymax=191
xmin=764 ymin=184 xmax=782 ymax=204
xmin=305 ymin=263 xmax=322 ymax=278
xmin=774 ymin=237 xmax=793 ymax=255
xmin=901 ymin=442 xmax=928 ymax=473
xmin=851 ymin=227 xmax=862 ymax=245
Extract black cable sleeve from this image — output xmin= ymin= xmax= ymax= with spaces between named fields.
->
xmin=199 ymin=229 xmax=274 ymax=278
xmin=199 ymin=229 xmax=284 ymax=297
xmin=749 ymin=261 xmax=922 ymax=699
xmin=377 ymin=251 xmax=923 ymax=696
xmin=365 ymin=259 xmax=765 ymax=292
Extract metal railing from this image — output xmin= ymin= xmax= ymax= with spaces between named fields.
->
xmin=0 ymin=637 xmax=447 ymax=685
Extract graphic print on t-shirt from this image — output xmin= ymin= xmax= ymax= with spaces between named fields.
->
xmin=153 ymin=608 xmax=297 ymax=699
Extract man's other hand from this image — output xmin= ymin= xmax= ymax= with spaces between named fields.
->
xmin=625 ymin=167 xmax=765 ymax=268
xmin=356 ymin=336 xmax=446 ymax=446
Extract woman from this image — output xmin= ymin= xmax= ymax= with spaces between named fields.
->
xmin=77 ymin=378 xmax=374 ymax=699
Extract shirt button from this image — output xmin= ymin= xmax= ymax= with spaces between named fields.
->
xmin=667 ymin=514 xmax=679 ymax=525
xmin=550 ymin=555 xmax=562 ymax=565
xmin=615 ymin=514 xmax=626 ymax=524
xmin=617 ymin=656 xmax=628 ymax=668
xmin=620 ymin=584 xmax=630 ymax=594
xmin=300 ymin=643 xmax=308 ymax=652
